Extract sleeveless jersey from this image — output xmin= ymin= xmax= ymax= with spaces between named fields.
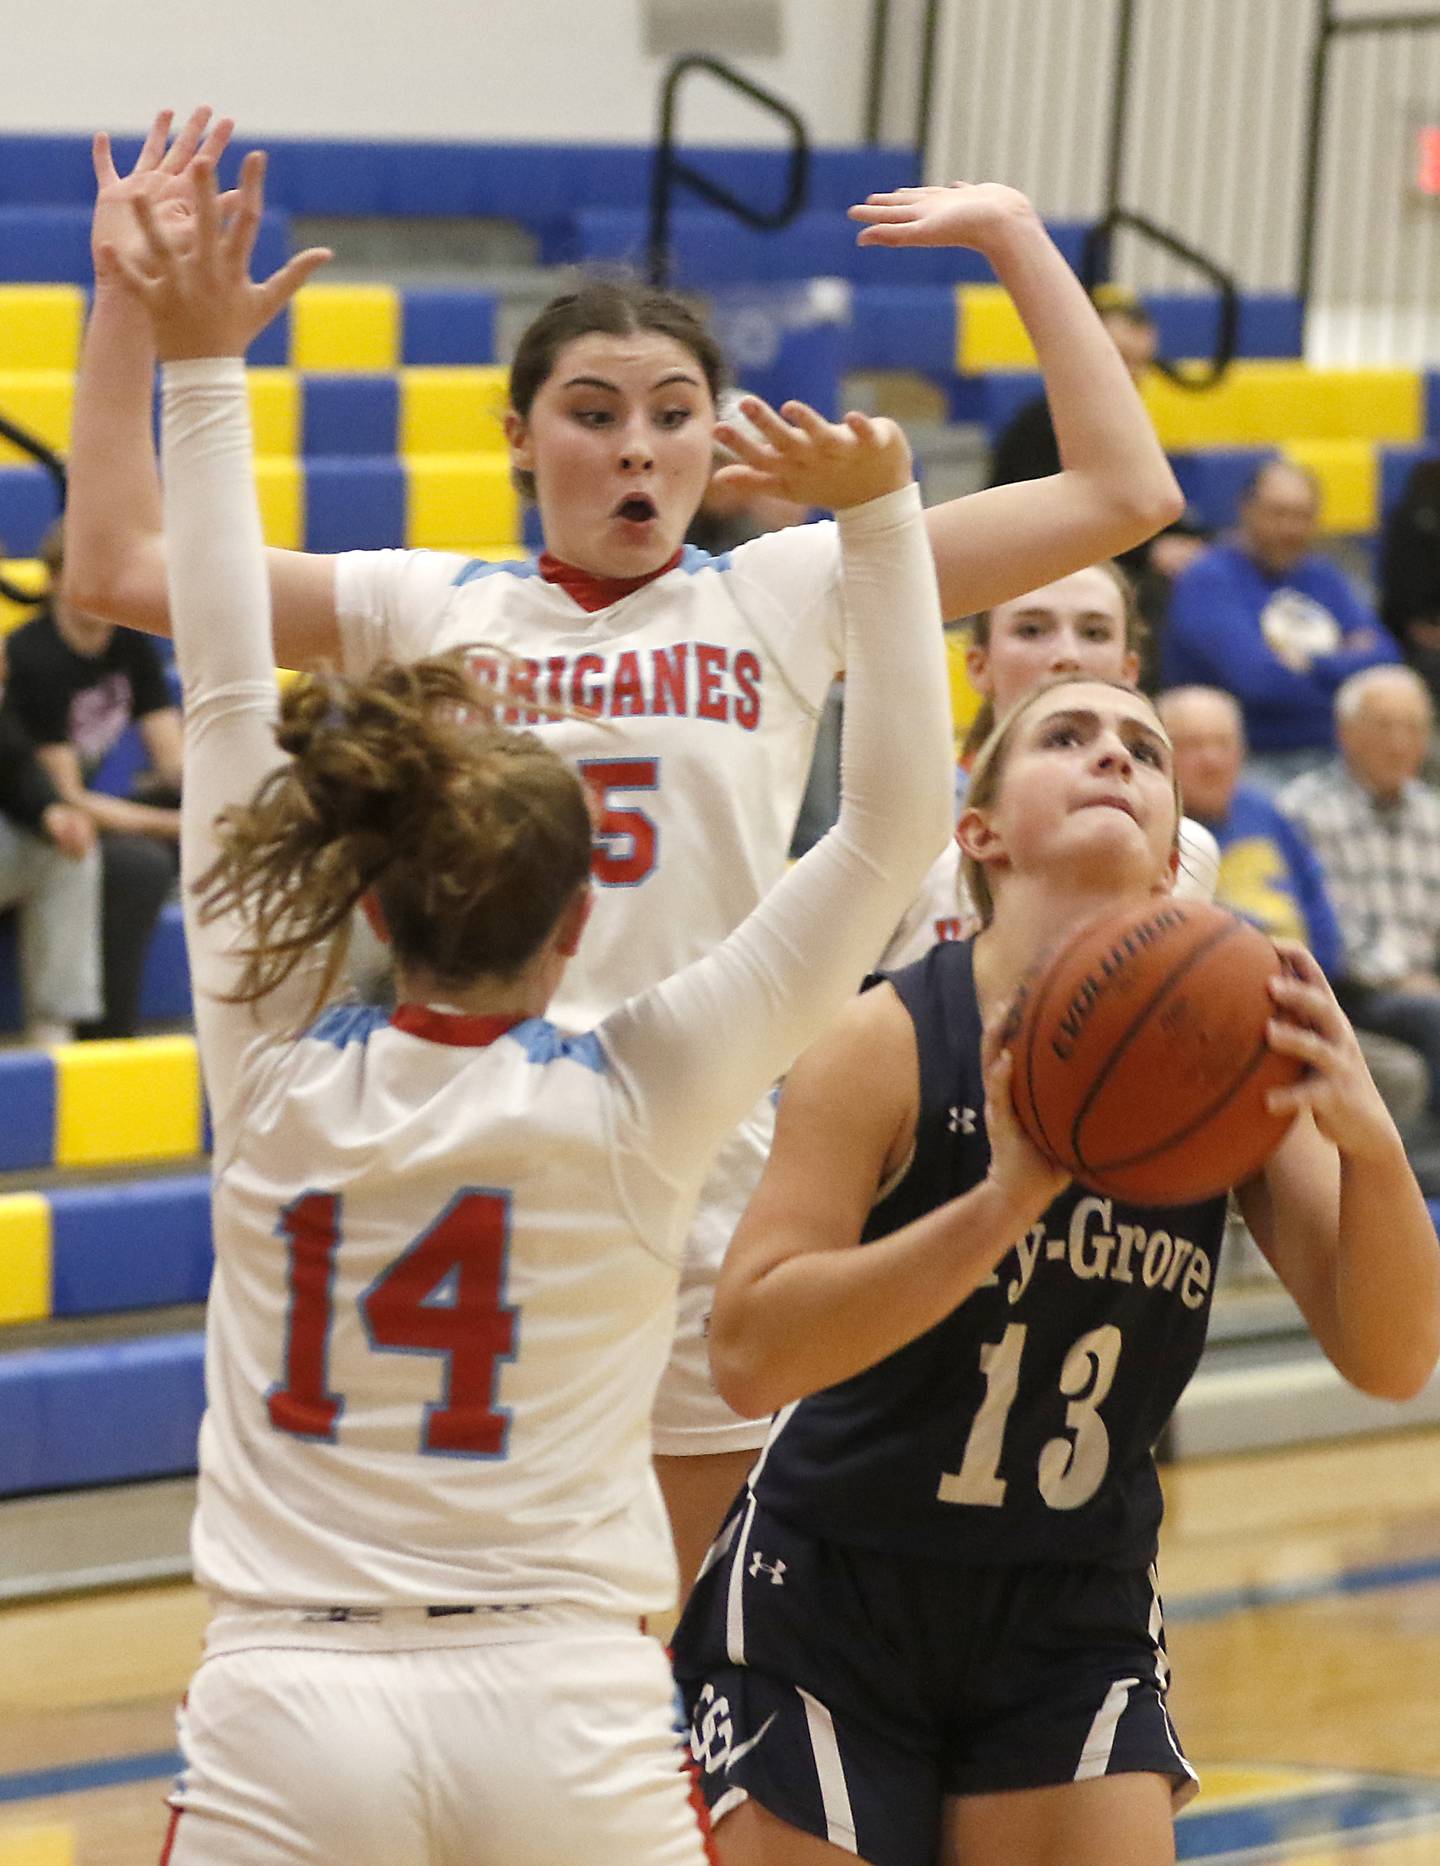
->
xmin=754 ymin=940 xmax=1227 ymax=1569
xmin=335 ymin=536 xmax=844 ymax=1032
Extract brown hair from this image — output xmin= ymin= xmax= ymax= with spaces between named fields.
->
xmin=960 ymin=561 xmax=1146 ymax=760
xmin=960 ymin=674 xmax=1179 ymax=927
xmin=508 ymin=279 xmax=726 ymax=501
xmin=194 ymin=652 xmax=593 ymax=1023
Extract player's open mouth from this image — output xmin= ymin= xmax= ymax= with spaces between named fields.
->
xmin=1083 ymin=794 xmax=1138 ymax=820
xmin=614 ymin=495 xmax=658 ymax=524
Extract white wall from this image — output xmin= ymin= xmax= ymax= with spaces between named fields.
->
xmin=7 ymin=0 xmax=876 ymax=144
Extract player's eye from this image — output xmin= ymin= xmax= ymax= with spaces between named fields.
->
xmin=573 ymin=407 xmax=613 ymax=428
xmin=1132 ymin=737 xmax=1167 ymax=767
xmin=655 ymin=406 xmax=694 ymax=429
xmin=1038 ymin=720 xmax=1082 ymax=747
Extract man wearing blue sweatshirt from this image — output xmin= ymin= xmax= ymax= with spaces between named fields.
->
xmin=1161 ymin=458 xmax=1399 ymax=788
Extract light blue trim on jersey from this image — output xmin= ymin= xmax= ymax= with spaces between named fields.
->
xmin=506 ymin=1018 xmax=607 ymax=1074
xmin=678 ymin=543 xmax=733 ymax=573
xmin=452 ymin=556 xmax=542 ymax=587
xmin=304 ymin=1003 xmax=390 ymax=1049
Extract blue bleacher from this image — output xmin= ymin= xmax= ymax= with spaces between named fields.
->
xmin=0 ymin=206 xmax=290 ymax=287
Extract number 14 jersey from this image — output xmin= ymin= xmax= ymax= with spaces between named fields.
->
xmin=753 ymin=940 xmax=1228 ymax=1570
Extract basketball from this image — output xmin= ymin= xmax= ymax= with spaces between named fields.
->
xmin=1005 ymin=899 xmax=1305 ymax=1206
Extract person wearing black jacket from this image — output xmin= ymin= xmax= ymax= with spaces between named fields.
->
xmin=1379 ymin=458 xmax=1440 ymax=717
xmin=0 ymin=687 xmax=102 ymax=1044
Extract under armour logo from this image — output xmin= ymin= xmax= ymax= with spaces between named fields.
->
xmin=948 ymin=1105 xmax=977 ymax=1135
xmin=748 ymin=1551 xmax=787 ymax=1585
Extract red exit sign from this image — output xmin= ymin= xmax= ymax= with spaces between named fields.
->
xmin=1419 ymin=125 xmax=1440 ymax=194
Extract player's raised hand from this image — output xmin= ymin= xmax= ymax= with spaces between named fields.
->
xmin=100 ymin=150 xmax=331 ymax=362
xmin=848 ymin=181 xmax=1039 ymax=254
xmin=91 ymin=106 xmax=237 ymax=285
xmin=711 ymin=395 xmax=912 ymax=512
xmin=1263 ymin=942 xmax=1400 ymax=1161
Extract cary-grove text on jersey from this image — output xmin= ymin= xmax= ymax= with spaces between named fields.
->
xmin=987 ymin=1195 xmax=1213 ymax=1310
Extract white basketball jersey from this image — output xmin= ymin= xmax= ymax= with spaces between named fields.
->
xmin=335 ymin=535 xmax=845 ymax=1030
xmin=194 ymin=1004 xmax=688 ymax=1616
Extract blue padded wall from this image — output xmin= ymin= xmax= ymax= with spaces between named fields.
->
xmin=49 ymin=1176 xmax=213 ymax=1316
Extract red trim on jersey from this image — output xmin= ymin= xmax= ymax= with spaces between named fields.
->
xmin=538 ymin=549 xmax=683 ymax=613
xmin=390 ymin=1004 xmax=529 ymax=1047
xmin=684 ymin=1752 xmax=723 ymax=1866
xmin=158 ymin=1805 xmax=184 ymax=1865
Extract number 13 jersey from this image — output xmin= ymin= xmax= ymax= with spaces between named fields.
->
xmin=753 ymin=940 xmax=1228 ymax=1570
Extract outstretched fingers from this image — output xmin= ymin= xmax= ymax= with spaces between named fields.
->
xmin=220 ymin=151 xmax=268 ymax=273
xmin=254 ymin=246 xmax=334 ymax=322
xmin=160 ymin=105 xmax=215 ymax=175
xmin=134 ymin=109 xmax=177 ymax=176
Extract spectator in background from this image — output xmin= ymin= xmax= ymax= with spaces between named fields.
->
xmin=1162 ymin=457 xmax=1401 ymax=790
xmin=1378 ymin=456 xmax=1440 ymax=716
xmin=1280 ymin=665 xmax=1440 ymax=1123
xmin=987 ymin=287 xmax=1207 ymax=657
xmin=0 ymin=648 xmax=103 ymax=1046
xmin=1158 ymin=682 xmax=1429 ymax=1136
xmin=4 ymin=522 xmax=181 ymax=1038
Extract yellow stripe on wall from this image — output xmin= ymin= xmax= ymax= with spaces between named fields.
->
xmin=0 ymin=1193 xmax=52 ymax=1325
xmin=406 ymin=456 xmax=519 ymax=550
xmin=400 ymin=367 xmax=509 ymax=455
xmin=292 ymin=285 xmax=401 ymax=372
xmin=0 ymin=285 xmax=86 ymax=372
xmin=955 ymin=285 xmax=1036 ymax=373
xmin=0 ymin=372 xmax=73 ymax=463
xmin=254 ymin=457 xmax=304 ymax=550
xmin=1144 ymin=363 xmax=1422 ymax=448
xmin=1282 ymin=438 xmax=1379 ymax=534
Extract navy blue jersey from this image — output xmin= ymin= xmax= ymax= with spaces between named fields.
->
xmin=754 ymin=940 xmax=1227 ymax=1569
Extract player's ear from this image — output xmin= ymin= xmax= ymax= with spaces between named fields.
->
xmin=359 ymin=889 xmax=392 ymax=946
xmin=1121 ymin=648 xmax=1141 ymax=686
xmin=956 ymin=805 xmax=1004 ymax=867
xmin=504 ymin=409 xmax=534 ymax=474
xmin=965 ymin=642 xmax=992 ymax=693
xmin=1154 ymin=842 xmax=1183 ymax=897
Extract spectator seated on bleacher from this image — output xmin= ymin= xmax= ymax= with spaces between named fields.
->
xmin=1161 ymin=457 xmax=1401 ymax=791
xmin=986 ymin=287 xmax=1208 ymax=660
xmin=0 ymin=653 xmax=102 ymax=1046
xmin=4 ymin=521 xmax=181 ymax=1039
xmin=1379 ymin=456 xmax=1440 ymax=720
xmin=1280 ymin=666 xmax=1440 ymax=1131
xmin=1158 ymin=682 xmax=1431 ymax=1140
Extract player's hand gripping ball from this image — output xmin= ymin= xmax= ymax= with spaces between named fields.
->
xmin=1003 ymin=899 xmax=1306 ymax=1204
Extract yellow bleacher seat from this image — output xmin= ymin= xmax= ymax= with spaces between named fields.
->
xmin=247 ymin=369 xmax=301 ymax=457
xmin=954 ymin=285 xmax=1035 ymax=374
xmin=0 ymin=285 xmax=86 ymax=372
xmin=1282 ymin=438 xmax=1379 ymax=534
xmin=0 ymin=370 xmax=74 ymax=463
xmin=1143 ymin=362 xmax=1422 ymax=449
xmin=292 ymin=285 xmax=401 ymax=372
xmin=400 ymin=367 xmax=508 ymax=455
xmin=54 ymin=1035 xmax=203 ymax=1169
xmin=254 ymin=457 xmax=304 ymax=550
xmin=0 ymin=1193 xmax=51 ymax=1326
xmin=406 ymin=456 xmax=518 ymax=550
xmin=0 ymin=560 xmax=45 ymax=634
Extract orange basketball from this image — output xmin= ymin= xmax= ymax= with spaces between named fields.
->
xmin=1005 ymin=898 xmax=1304 ymax=1206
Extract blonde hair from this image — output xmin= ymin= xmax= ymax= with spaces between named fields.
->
xmin=194 ymin=652 xmax=593 ymax=1024
xmin=961 ymin=674 xmax=1180 ymax=927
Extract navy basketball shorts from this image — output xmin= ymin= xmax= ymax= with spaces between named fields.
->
xmin=672 ymin=1491 xmax=1197 ymax=1866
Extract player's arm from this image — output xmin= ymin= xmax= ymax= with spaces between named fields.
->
xmin=34 ymin=740 xmax=180 ymax=840
xmin=709 ymin=987 xmax=1067 ymax=1418
xmin=1235 ymin=943 xmax=1440 ymax=1401
xmin=847 ymin=184 xmax=1184 ymax=621
xmin=63 ymin=109 xmax=344 ymax=670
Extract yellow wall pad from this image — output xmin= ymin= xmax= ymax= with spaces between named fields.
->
xmin=0 ymin=1826 xmax=75 ymax=1866
xmin=1282 ymin=438 xmax=1379 ymax=534
xmin=292 ymin=285 xmax=401 ymax=372
xmin=253 ymin=456 xmax=304 ymax=550
xmin=400 ymin=367 xmax=509 ymax=455
xmin=246 ymin=369 xmax=301 ymax=457
xmin=955 ymin=284 xmax=1035 ymax=374
xmin=54 ymin=1036 xmax=203 ymax=1168
xmin=406 ymin=456 xmax=519 ymax=550
xmin=0 ymin=285 xmax=86 ymax=372
xmin=0 ymin=1193 xmax=52 ymax=1325
xmin=0 ymin=560 xmax=45 ymax=635
xmin=0 ymin=372 xmax=73 ymax=464
xmin=1144 ymin=363 xmax=1422 ymax=448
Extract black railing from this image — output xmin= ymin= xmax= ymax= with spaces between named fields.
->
xmin=0 ymin=412 xmax=64 ymax=606
xmin=865 ymin=0 xmax=942 ymax=171
xmin=1082 ymin=210 xmax=1239 ymax=390
xmin=646 ymin=55 xmax=810 ymax=290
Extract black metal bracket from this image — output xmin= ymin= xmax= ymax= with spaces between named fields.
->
xmin=1082 ymin=208 xmax=1239 ymax=390
xmin=647 ymin=55 xmax=810 ymax=288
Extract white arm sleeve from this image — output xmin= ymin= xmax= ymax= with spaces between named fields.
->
xmin=605 ymin=480 xmax=953 ymax=1186
xmin=163 ymin=358 xmax=328 ymax=1137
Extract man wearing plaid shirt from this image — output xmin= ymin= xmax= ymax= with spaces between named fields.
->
xmin=1280 ymin=665 xmax=1440 ymax=1112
